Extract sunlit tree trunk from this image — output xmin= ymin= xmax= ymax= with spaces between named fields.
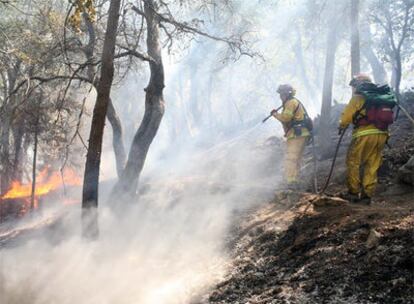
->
xmin=82 ymin=0 xmax=122 ymax=239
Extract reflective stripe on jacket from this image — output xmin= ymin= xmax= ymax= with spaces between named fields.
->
xmin=339 ymin=94 xmax=388 ymax=139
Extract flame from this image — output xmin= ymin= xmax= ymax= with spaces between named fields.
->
xmin=1 ymin=167 xmax=82 ymax=200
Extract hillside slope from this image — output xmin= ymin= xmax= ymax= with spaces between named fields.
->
xmin=206 ymin=192 xmax=413 ymax=304
xmin=205 ymin=100 xmax=414 ymax=304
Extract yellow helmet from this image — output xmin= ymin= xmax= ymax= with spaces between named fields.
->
xmin=277 ymin=84 xmax=296 ymax=96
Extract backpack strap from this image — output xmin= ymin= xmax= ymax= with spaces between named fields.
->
xmin=295 ymin=98 xmax=311 ymax=120
xmin=292 ymin=100 xmax=301 ymax=118
xmin=285 ymin=99 xmax=307 ymax=135
xmin=352 ymin=99 xmax=368 ymax=127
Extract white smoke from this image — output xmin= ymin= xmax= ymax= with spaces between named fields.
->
xmin=0 ymin=123 xmax=282 ymax=304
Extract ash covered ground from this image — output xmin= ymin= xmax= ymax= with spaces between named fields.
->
xmin=202 ymin=100 xmax=414 ymax=304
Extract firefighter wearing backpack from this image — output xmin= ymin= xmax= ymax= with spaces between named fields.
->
xmin=339 ymin=74 xmax=395 ymax=204
xmin=271 ymin=84 xmax=311 ymax=189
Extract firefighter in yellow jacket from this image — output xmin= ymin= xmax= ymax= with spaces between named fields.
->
xmin=339 ymin=74 xmax=388 ymax=204
xmin=272 ymin=84 xmax=311 ymax=189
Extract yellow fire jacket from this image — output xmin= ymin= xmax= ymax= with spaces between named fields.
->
xmin=339 ymin=94 xmax=388 ymax=138
xmin=274 ymin=98 xmax=310 ymax=140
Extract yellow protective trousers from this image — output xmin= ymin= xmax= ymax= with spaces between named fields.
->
xmin=346 ymin=134 xmax=388 ymax=197
xmin=285 ymin=136 xmax=307 ymax=183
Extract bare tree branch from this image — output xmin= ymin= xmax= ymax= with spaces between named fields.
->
xmin=131 ymin=4 xmax=257 ymax=58
xmin=115 ymin=46 xmax=154 ymax=62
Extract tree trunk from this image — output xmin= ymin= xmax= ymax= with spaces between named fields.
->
xmin=394 ymin=52 xmax=402 ymax=98
xmin=360 ymin=23 xmax=387 ymax=83
xmin=107 ymin=98 xmax=126 ymax=177
xmin=111 ymin=0 xmax=165 ymax=202
xmin=0 ymin=68 xmax=18 ymax=194
xmin=351 ymin=0 xmax=360 ymax=76
xmin=319 ymin=24 xmax=339 ymax=153
xmin=293 ymin=27 xmax=318 ymax=107
xmin=362 ymin=45 xmax=387 ymax=84
xmin=82 ymin=0 xmax=122 ymax=239
xmin=12 ymin=118 xmax=25 ymax=182
xmin=389 ymin=48 xmax=402 ymax=98
xmin=30 ymin=122 xmax=38 ymax=211
xmin=83 ymin=13 xmax=126 ymax=179
xmin=1 ymin=108 xmax=12 ymax=194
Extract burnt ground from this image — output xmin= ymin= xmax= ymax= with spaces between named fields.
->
xmin=204 ymin=101 xmax=414 ymax=304
xmin=205 ymin=192 xmax=413 ymax=304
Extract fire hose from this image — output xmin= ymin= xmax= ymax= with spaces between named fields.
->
xmin=262 ymin=105 xmax=283 ymax=123
xmin=396 ymin=102 xmax=414 ymax=126
xmin=319 ymin=126 xmax=349 ymax=194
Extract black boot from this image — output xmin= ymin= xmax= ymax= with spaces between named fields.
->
xmin=359 ymin=194 xmax=372 ymax=205
xmin=339 ymin=191 xmax=360 ymax=203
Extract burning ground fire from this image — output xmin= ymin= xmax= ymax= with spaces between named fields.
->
xmin=2 ymin=167 xmax=81 ymax=200
xmin=0 ymin=167 xmax=82 ymax=218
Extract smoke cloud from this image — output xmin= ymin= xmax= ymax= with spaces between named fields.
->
xmin=0 ymin=123 xmax=282 ymax=304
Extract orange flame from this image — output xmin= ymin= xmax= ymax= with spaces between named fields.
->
xmin=1 ymin=167 xmax=82 ymax=200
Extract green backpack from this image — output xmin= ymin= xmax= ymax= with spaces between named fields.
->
xmin=353 ymin=83 xmax=397 ymax=130
xmin=356 ymin=83 xmax=397 ymax=106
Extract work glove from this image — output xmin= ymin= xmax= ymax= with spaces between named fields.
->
xmin=270 ymin=109 xmax=278 ymax=116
